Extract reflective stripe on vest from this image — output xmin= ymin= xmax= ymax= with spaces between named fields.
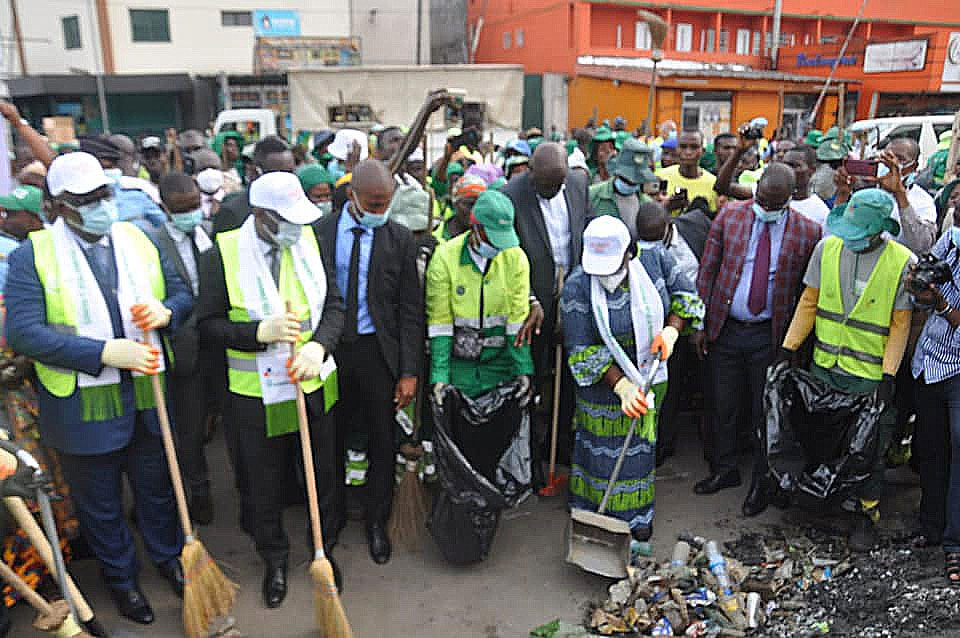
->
xmin=216 ymin=226 xmax=324 ymax=397
xmin=30 ymin=223 xmax=165 ymax=398
xmin=813 ymin=236 xmax=912 ymax=381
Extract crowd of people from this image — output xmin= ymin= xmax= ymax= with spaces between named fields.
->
xmin=0 ymin=91 xmax=958 ymax=635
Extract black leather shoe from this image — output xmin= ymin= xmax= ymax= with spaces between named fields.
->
xmin=366 ymin=523 xmax=392 ymax=565
xmin=82 ymin=617 xmax=109 ymax=637
xmin=741 ymin=479 xmax=769 ymax=517
xmin=262 ymin=563 xmax=287 ymax=608
xmin=693 ymin=470 xmax=742 ymax=495
xmin=158 ymin=560 xmax=184 ymax=598
xmin=110 ymin=587 xmax=154 ymax=625
xmin=190 ymin=485 xmax=214 ymax=526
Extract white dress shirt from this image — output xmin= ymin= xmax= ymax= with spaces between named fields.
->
xmin=537 ymin=185 xmax=571 ymax=276
xmin=164 ymin=222 xmax=201 ymax=296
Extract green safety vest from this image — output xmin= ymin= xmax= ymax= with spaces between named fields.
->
xmin=216 ymin=225 xmax=336 ymax=436
xmin=813 ymin=236 xmax=912 ymax=381
xmin=31 ymin=222 xmax=165 ymax=421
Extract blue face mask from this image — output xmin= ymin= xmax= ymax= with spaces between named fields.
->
xmin=752 ymin=201 xmax=787 ymax=223
xmin=951 ymin=227 xmax=960 ymax=248
xmin=844 ymin=235 xmax=879 ymax=253
xmin=353 ymin=197 xmax=390 ymax=228
xmin=474 ymin=238 xmax=500 ymax=259
xmin=171 ymin=207 xmax=203 ymax=233
xmin=274 ymin=220 xmax=303 ymax=248
xmin=613 ymin=176 xmax=639 ymax=196
xmin=66 ymin=197 xmax=118 ymax=235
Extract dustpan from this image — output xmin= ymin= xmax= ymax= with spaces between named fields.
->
xmin=566 ymin=359 xmax=659 ymax=578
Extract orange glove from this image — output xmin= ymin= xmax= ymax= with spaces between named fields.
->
xmin=613 ymin=377 xmax=648 ymax=418
xmin=651 ymin=326 xmax=679 ymax=361
xmin=130 ymin=300 xmax=172 ymax=331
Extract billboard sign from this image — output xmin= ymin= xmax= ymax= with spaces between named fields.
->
xmin=254 ymin=37 xmax=362 ymax=74
xmin=863 ymin=39 xmax=927 ymax=73
xmin=253 ymin=10 xmax=301 ymax=37
xmin=942 ymin=32 xmax=960 ymax=93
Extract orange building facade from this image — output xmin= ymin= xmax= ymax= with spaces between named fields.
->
xmin=468 ymin=0 xmax=960 ymax=138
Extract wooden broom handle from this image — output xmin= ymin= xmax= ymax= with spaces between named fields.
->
xmin=0 ymin=554 xmax=55 ymax=615
xmin=286 ymin=301 xmax=325 ymax=553
xmin=4 ymin=497 xmax=94 ymax=621
xmin=151 ymin=371 xmax=195 ymax=541
xmin=548 ymin=342 xmax=563 ymax=479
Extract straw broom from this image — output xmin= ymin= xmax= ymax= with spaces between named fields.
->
xmin=150 ymin=370 xmax=237 ymax=638
xmin=387 ymin=394 xmax=429 ymax=551
xmin=288 ymin=329 xmax=353 ymax=637
xmin=0 ymin=558 xmax=91 ymax=637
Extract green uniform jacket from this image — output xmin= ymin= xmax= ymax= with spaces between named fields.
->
xmin=426 ymin=232 xmax=534 ymax=397
xmin=588 ymin=179 xmax=650 ymax=218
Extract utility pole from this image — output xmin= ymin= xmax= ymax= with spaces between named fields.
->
xmin=9 ymin=0 xmax=27 ymax=75
xmin=87 ymin=0 xmax=109 ymax=132
xmin=770 ymin=0 xmax=783 ymax=69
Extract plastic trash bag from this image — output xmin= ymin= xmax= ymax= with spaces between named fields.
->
xmin=763 ymin=362 xmax=883 ymax=502
xmin=428 ymin=380 xmax=532 ymax=564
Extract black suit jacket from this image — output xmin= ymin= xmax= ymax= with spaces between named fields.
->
xmin=312 ymin=208 xmax=422 ymax=381
xmin=196 ymin=233 xmax=345 ymax=364
xmin=212 ymin=188 xmax=250 ymax=237
xmin=502 ymin=170 xmax=590 ymax=323
xmin=151 ymin=225 xmax=204 ymax=377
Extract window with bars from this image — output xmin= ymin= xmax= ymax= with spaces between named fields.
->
xmin=222 ymin=11 xmax=252 ymax=27
xmin=635 ymin=21 xmax=651 ymax=49
xmin=735 ymin=29 xmax=750 ymax=55
xmin=62 ymin=15 xmax=81 ymax=50
xmin=676 ymin=23 xmax=693 ymax=52
xmin=502 ymin=31 xmax=511 ymax=49
xmin=515 ymin=28 xmax=524 ymax=48
xmin=130 ymin=9 xmax=170 ymax=42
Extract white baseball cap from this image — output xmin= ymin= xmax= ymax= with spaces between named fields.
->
xmin=46 ymin=151 xmax=112 ymax=197
xmin=328 ymin=129 xmax=369 ymax=162
xmin=249 ymin=171 xmax=319 ymax=225
xmin=582 ymin=216 xmax=631 ymax=276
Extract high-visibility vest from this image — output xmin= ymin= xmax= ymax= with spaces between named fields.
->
xmin=31 ymin=222 xmax=165 ymax=398
xmin=216 ymin=226 xmax=326 ymax=398
xmin=813 ymin=236 xmax=913 ymax=381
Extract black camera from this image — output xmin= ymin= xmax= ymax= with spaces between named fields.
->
xmin=908 ymin=253 xmax=952 ymax=295
xmin=743 ymin=117 xmax=768 ymax=140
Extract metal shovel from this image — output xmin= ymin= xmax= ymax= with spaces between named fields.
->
xmin=565 ymin=359 xmax=659 ymax=578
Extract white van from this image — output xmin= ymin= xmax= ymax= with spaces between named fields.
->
xmin=212 ymin=109 xmax=278 ymax=141
xmin=849 ymin=115 xmax=954 ymax=168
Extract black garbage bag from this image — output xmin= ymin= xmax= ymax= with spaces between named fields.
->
xmin=763 ymin=362 xmax=883 ymax=503
xmin=428 ymin=380 xmax=531 ymax=564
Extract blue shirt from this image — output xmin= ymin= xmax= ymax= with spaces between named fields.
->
xmin=913 ymin=233 xmax=960 ymax=384
xmin=335 ymin=203 xmax=375 ymax=335
xmin=729 ymin=211 xmax=788 ymax=322
xmin=116 ymin=188 xmax=166 ymax=228
xmin=0 ymin=233 xmax=20 ymax=294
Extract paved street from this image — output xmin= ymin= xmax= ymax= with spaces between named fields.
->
xmin=11 ymin=418 xmax=907 ymax=638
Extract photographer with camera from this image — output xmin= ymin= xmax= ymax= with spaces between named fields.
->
xmin=779 ymin=188 xmax=916 ymax=551
xmin=714 ymin=120 xmax=769 ymax=203
xmin=909 ymin=213 xmax=960 ymax=584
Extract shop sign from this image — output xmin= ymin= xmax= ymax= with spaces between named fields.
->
xmin=942 ymin=32 xmax=960 ymax=93
xmin=253 ymin=10 xmax=301 ymax=37
xmin=796 ymin=53 xmax=857 ymax=68
xmin=863 ymin=39 xmax=927 ymax=73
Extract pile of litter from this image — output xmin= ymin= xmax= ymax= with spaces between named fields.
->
xmin=532 ymin=525 xmax=960 ymax=637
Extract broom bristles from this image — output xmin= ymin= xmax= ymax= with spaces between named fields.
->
xmin=310 ymin=558 xmax=354 ymax=638
xmin=638 ymin=10 xmax=669 ymax=49
xmin=182 ymin=539 xmax=239 ymax=638
xmin=388 ymin=463 xmax=429 ymax=551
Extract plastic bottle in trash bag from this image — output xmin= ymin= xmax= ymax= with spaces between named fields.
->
xmin=706 ymin=540 xmax=747 ymax=629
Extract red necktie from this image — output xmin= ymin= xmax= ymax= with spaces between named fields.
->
xmin=748 ymin=222 xmax=770 ymax=316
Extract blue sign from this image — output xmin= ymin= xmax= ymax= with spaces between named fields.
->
xmin=253 ymin=10 xmax=301 ymax=37
xmin=797 ymin=53 xmax=857 ymax=68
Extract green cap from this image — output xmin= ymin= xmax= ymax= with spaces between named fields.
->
xmin=447 ymin=161 xmax=464 ymax=178
xmin=565 ymin=139 xmax=579 ymax=155
xmin=592 ymin=126 xmax=614 ymax=143
xmin=297 ymin=164 xmax=335 ymax=192
xmin=489 ymin=177 xmax=507 ymax=191
xmin=612 ymin=138 xmax=657 ymax=184
xmin=0 ymin=185 xmax=42 ymax=214
xmin=471 ymin=190 xmax=519 ymax=249
xmin=504 ymin=155 xmax=529 ymax=170
xmin=614 ymin=130 xmax=631 ymax=151
xmin=804 ymin=130 xmax=824 ymax=148
xmin=816 ymin=139 xmax=849 ymax=161
xmin=826 ymin=188 xmax=900 ymax=241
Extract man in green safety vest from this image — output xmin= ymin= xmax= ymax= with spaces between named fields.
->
xmin=780 ymin=187 xmax=916 ymax=552
xmin=197 ymin=171 xmax=344 ymax=608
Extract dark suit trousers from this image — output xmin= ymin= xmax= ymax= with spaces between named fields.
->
xmin=532 ymin=303 xmax=576 ymax=466
xmin=707 ymin=319 xmax=774 ymax=477
xmin=170 ymin=370 xmax=208 ymax=493
xmin=231 ymin=391 xmax=337 ymax=566
xmin=334 ymin=335 xmax=396 ymax=530
xmin=59 ymin=413 xmax=184 ymax=590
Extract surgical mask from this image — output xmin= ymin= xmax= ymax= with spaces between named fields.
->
xmin=474 ymin=238 xmax=500 ymax=259
xmin=613 ymin=176 xmax=639 ymax=196
xmin=104 ymin=168 xmax=122 ymax=182
xmin=171 ymin=207 xmax=203 ymax=233
xmin=752 ymin=201 xmax=787 ymax=223
xmin=845 ymin=235 xmax=879 ymax=253
xmin=273 ymin=220 xmax=303 ymax=248
xmin=352 ymin=197 xmax=389 ymax=228
xmin=599 ymin=266 xmax=627 ymax=293
xmin=951 ymin=226 xmax=960 ymax=248
xmin=65 ymin=197 xmax=118 ymax=235
xmin=315 ymin=201 xmax=333 ymax=217
xmin=902 ymin=171 xmax=916 ymax=188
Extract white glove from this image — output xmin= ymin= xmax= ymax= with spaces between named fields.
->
xmin=288 ymin=342 xmax=326 ymax=382
xmin=516 ymin=374 xmax=531 ymax=398
xmin=613 ymin=377 xmax=648 ymax=418
xmin=651 ymin=325 xmax=680 ymax=361
xmin=433 ymin=382 xmax=448 ymax=406
xmin=130 ymin=300 xmax=172 ymax=331
xmin=101 ymin=339 xmax=160 ymax=374
xmin=256 ymin=311 xmax=300 ymax=344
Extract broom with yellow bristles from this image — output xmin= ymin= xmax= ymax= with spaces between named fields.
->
xmin=288 ymin=332 xmax=354 ymax=637
xmin=0 ymin=559 xmax=92 ymax=637
xmin=150 ymin=368 xmax=237 ymax=638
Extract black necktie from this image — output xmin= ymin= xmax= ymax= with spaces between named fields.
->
xmin=88 ymin=243 xmax=117 ymax=294
xmin=343 ymin=227 xmax=364 ymax=341
xmin=267 ymin=247 xmax=281 ymax=285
